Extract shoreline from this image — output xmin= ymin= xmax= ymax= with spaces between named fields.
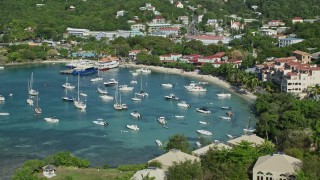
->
xmin=121 ymin=63 xmax=257 ymax=102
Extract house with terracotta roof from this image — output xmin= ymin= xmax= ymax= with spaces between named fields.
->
xmin=159 ymin=53 xmax=182 ymax=62
xmin=129 ymin=50 xmax=143 ymax=60
xmin=292 ymin=17 xmax=303 ymax=24
xmin=268 ymin=20 xmax=285 ymax=27
xmin=158 ymin=27 xmax=179 ymax=37
xmin=152 ymin=16 xmax=166 ymax=24
xmin=231 ymin=21 xmax=243 ymax=30
xmin=253 ymin=153 xmax=301 ymax=180
xmin=293 ymin=50 xmax=311 ymax=64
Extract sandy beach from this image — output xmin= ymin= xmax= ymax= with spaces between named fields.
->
xmin=122 ymin=63 xmax=257 ymax=102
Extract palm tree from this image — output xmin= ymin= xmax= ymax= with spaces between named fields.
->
xmin=310 ymin=84 xmax=320 ymax=100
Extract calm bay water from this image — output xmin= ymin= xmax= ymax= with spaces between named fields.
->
xmin=0 ymin=64 xmax=255 ymax=177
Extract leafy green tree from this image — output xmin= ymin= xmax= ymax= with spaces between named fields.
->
xmin=165 ymin=134 xmax=190 ymax=153
xmin=200 ymin=63 xmax=215 ymax=75
xmin=167 ymin=160 xmax=203 ymax=180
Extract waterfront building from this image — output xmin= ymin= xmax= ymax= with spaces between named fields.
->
xmin=159 ymin=53 xmax=182 ymax=62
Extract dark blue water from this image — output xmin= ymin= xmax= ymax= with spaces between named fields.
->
xmin=0 ymin=64 xmax=255 ymax=174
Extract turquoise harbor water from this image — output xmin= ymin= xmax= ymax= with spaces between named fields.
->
xmin=0 ymin=64 xmax=255 ymax=176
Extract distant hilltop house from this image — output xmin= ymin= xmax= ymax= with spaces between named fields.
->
xmin=230 ymin=21 xmax=243 ymax=30
xmin=116 ymin=10 xmax=126 ymax=18
xmin=131 ymin=24 xmax=145 ymax=31
xmin=158 ymin=27 xmax=180 ymax=37
xmin=147 ymin=23 xmax=172 ymax=32
xmin=178 ymin=16 xmax=189 ymax=25
xmin=278 ymin=37 xmax=304 ymax=47
xmin=252 ymin=153 xmax=301 ymax=180
xmin=67 ymin=27 xmax=90 ymax=37
xmin=268 ymin=20 xmax=285 ymax=27
xmin=42 ymin=165 xmax=56 ymax=178
xmin=292 ymin=17 xmax=303 ymax=24
xmin=128 ymin=49 xmax=146 ymax=60
xmin=259 ymin=29 xmax=277 ymax=36
xmin=152 ymin=16 xmax=166 ymax=24
xmin=176 ymin=1 xmax=184 ymax=8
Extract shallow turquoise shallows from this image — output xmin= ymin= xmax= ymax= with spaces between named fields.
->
xmin=0 ymin=64 xmax=255 ymax=168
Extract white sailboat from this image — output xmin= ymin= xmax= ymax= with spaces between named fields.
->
xmin=62 ymin=77 xmax=75 ymax=89
xmin=74 ymin=74 xmax=86 ymax=110
xmin=90 ymin=69 xmax=103 ymax=82
xmin=114 ymin=84 xmax=128 ymax=110
xmin=29 ymin=72 xmax=38 ymax=96
xmin=135 ymin=76 xmax=148 ymax=97
xmin=244 ymin=116 xmax=255 ymax=134
xmin=132 ymin=93 xmax=141 ymax=101
xmin=62 ymin=88 xmax=74 ymax=101
xmin=34 ymin=93 xmax=42 ymax=114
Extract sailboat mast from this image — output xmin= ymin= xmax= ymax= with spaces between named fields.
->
xmin=77 ymin=74 xmax=80 ymax=101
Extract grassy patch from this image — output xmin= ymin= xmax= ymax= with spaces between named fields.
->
xmin=39 ymin=166 xmax=134 ymax=180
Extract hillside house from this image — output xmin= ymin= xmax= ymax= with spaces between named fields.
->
xmin=292 ymin=17 xmax=303 ymax=24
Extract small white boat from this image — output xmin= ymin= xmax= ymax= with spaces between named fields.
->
xmin=132 ymin=71 xmax=139 ymax=76
xmin=130 ymin=80 xmax=137 ymax=84
xmin=243 ymin=127 xmax=256 ymax=133
xmin=127 ymin=124 xmax=139 ymax=131
xmin=132 ymin=94 xmax=142 ymax=101
xmin=97 ymin=87 xmax=108 ymax=95
xmin=164 ymin=94 xmax=179 ymax=100
xmin=184 ymin=82 xmax=198 ymax=89
xmin=93 ymin=120 xmax=108 ymax=126
xmin=188 ymin=86 xmax=207 ymax=92
xmin=196 ymin=130 xmax=212 ymax=136
xmin=135 ymin=91 xmax=148 ymax=97
xmin=174 ymin=115 xmax=184 ymax=119
xmin=44 ymin=116 xmax=59 ymax=123
xmin=177 ymin=101 xmax=191 ymax=108
xmin=157 ymin=117 xmax=167 ymax=125
xmin=100 ymin=95 xmax=114 ymax=100
xmin=0 ymin=112 xmax=10 ymax=116
xmin=226 ymin=134 xmax=234 ymax=139
xmin=27 ymin=98 xmax=34 ymax=106
xmin=219 ymin=116 xmax=231 ymax=120
xmin=130 ymin=111 xmax=141 ymax=118
xmin=103 ymin=78 xmax=118 ymax=86
xmin=196 ymin=107 xmax=211 ymax=114
xmin=0 ymin=95 xmax=5 ymax=101
xmin=80 ymin=93 xmax=87 ymax=97
xmin=199 ymin=121 xmax=208 ymax=125
xmin=9 ymin=93 xmax=13 ymax=97
xmin=119 ymin=85 xmax=134 ymax=91
xmin=155 ymin=140 xmax=162 ymax=146
xmin=62 ymin=77 xmax=75 ymax=89
xmin=196 ymin=141 xmax=202 ymax=147
xmin=217 ymin=93 xmax=231 ymax=97
xmin=221 ymin=106 xmax=232 ymax=110
xmin=198 ymin=81 xmax=208 ymax=85
xmin=136 ymin=68 xmax=151 ymax=74
xmin=161 ymin=83 xmax=173 ymax=88
xmin=90 ymin=75 xmax=103 ymax=82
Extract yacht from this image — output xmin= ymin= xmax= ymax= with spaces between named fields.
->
xmin=164 ymin=94 xmax=179 ymax=100
xmin=66 ymin=59 xmax=96 ymax=69
xmin=74 ymin=74 xmax=86 ymax=110
xmin=130 ymin=80 xmax=137 ymax=84
xmin=97 ymin=87 xmax=108 ymax=95
xmin=155 ymin=140 xmax=162 ymax=146
xmin=161 ymin=83 xmax=173 ymax=88
xmin=132 ymin=71 xmax=139 ymax=76
xmin=219 ymin=116 xmax=231 ymax=120
xmin=221 ymin=106 xmax=232 ymax=110
xmin=217 ymin=92 xmax=231 ymax=97
xmin=177 ymin=101 xmax=191 ymax=108
xmin=132 ymin=94 xmax=142 ymax=101
xmin=114 ymin=85 xmax=128 ymax=110
xmin=100 ymin=94 xmax=114 ymax=100
xmin=93 ymin=119 xmax=108 ymax=126
xmin=126 ymin=125 xmax=139 ymax=131
xmin=174 ymin=115 xmax=184 ymax=119
xmin=44 ymin=116 xmax=59 ymax=123
xmin=188 ymin=86 xmax=207 ymax=92
xmin=130 ymin=111 xmax=141 ymax=118
xmin=184 ymin=82 xmax=198 ymax=90
xmin=0 ymin=112 xmax=10 ymax=116
xmin=119 ymin=85 xmax=134 ymax=91
xmin=196 ymin=130 xmax=212 ymax=136
xmin=198 ymin=81 xmax=208 ymax=85
xmin=90 ymin=76 xmax=103 ymax=82
xmin=104 ymin=78 xmax=118 ymax=86
xmin=157 ymin=117 xmax=167 ymax=125
xmin=243 ymin=127 xmax=256 ymax=133
xmin=196 ymin=107 xmax=211 ymax=114
xmin=98 ymin=60 xmax=119 ymax=70
xmin=199 ymin=121 xmax=209 ymax=125
xmin=28 ymin=72 xmax=38 ymax=96
xmin=0 ymin=95 xmax=5 ymax=101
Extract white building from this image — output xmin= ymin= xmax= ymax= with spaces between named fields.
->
xmin=147 ymin=23 xmax=172 ymax=32
xmin=116 ymin=10 xmax=126 ymax=18
xmin=186 ymin=35 xmax=232 ymax=45
xmin=67 ymin=27 xmax=90 ymax=37
xmin=131 ymin=24 xmax=145 ymax=31
xmin=278 ymin=38 xmax=304 ymax=47
xmin=176 ymin=1 xmax=184 ymax=8
xmin=259 ymin=29 xmax=277 ymax=36
xmin=253 ymin=153 xmax=301 ymax=180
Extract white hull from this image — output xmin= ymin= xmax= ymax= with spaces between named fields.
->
xmin=130 ymin=112 xmax=141 ymax=118
xmin=199 ymin=121 xmax=208 ymax=125
xmin=35 ymin=107 xmax=42 ymax=114
xmin=74 ymin=100 xmax=86 ymax=110
xmin=135 ymin=92 xmax=148 ymax=97
xmin=91 ymin=77 xmax=103 ymax=82
xmin=0 ymin=95 xmax=5 ymax=101
xmin=155 ymin=140 xmax=162 ymax=146
xmin=93 ymin=120 xmax=108 ymax=126
xmin=196 ymin=141 xmax=202 ymax=147
xmin=114 ymin=103 xmax=128 ymax=110
xmin=177 ymin=101 xmax=191 ymax=108
xmin=132 ymin=97 xmax=141 ymax=101
xmin=29 ymin=89 xmax=38 ymax=96
xmin=161 ymin=83 xmax=173 ymax=88
xmin=127 ymin=125 xmax=139 ymax=131
xmin=217 ymin=93 xmax=231 ymax=97
xmin=62 ymin=83 xmax=75 ymax=89
xmin=196 ymin=108 xmax=211 ymax=114
xmin=100 ymin=95 xmax=114 ymax=100
xmin=219 ymin=116 xmax=231 ymax=120
xmin=0 ymin=112 xmax=10 ymax=116
xmin=97 ymin=87 xmax=108 ymax=95
xmin=174 ymin=115 xmax=184 ymax=118
xmin=98 ymin=60 xmax=119 ymax=70
xmin=27 ymin=98 xmax=34 ymax=106
xmin=158 ymin=117 xmax=167 ymax=125
xmin=196 ymin=130 xmax=212 ymax=136
xmin=119 ymin=85 xmax=134 ymax=91
xmin=243 ymin=128 xmax=255 ymax=133
xmin=44 ymin=117 xmax=59 ymax=123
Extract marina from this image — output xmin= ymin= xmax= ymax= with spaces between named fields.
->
xmin=0 ymin=63 xmax=255 ymax=169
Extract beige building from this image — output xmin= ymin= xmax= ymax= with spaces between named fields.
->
xmin=293 ymin=50 xmax=311 ymax=64
xmin=253 ymin=153 xmax=301 ymax=180
xmin=192 ymin=142 xmax=231 ymax=157
xmin=227 ymin=134 xmax=265 ymax=147
xmin=148 ymin=149 xmax=199 ymax=171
